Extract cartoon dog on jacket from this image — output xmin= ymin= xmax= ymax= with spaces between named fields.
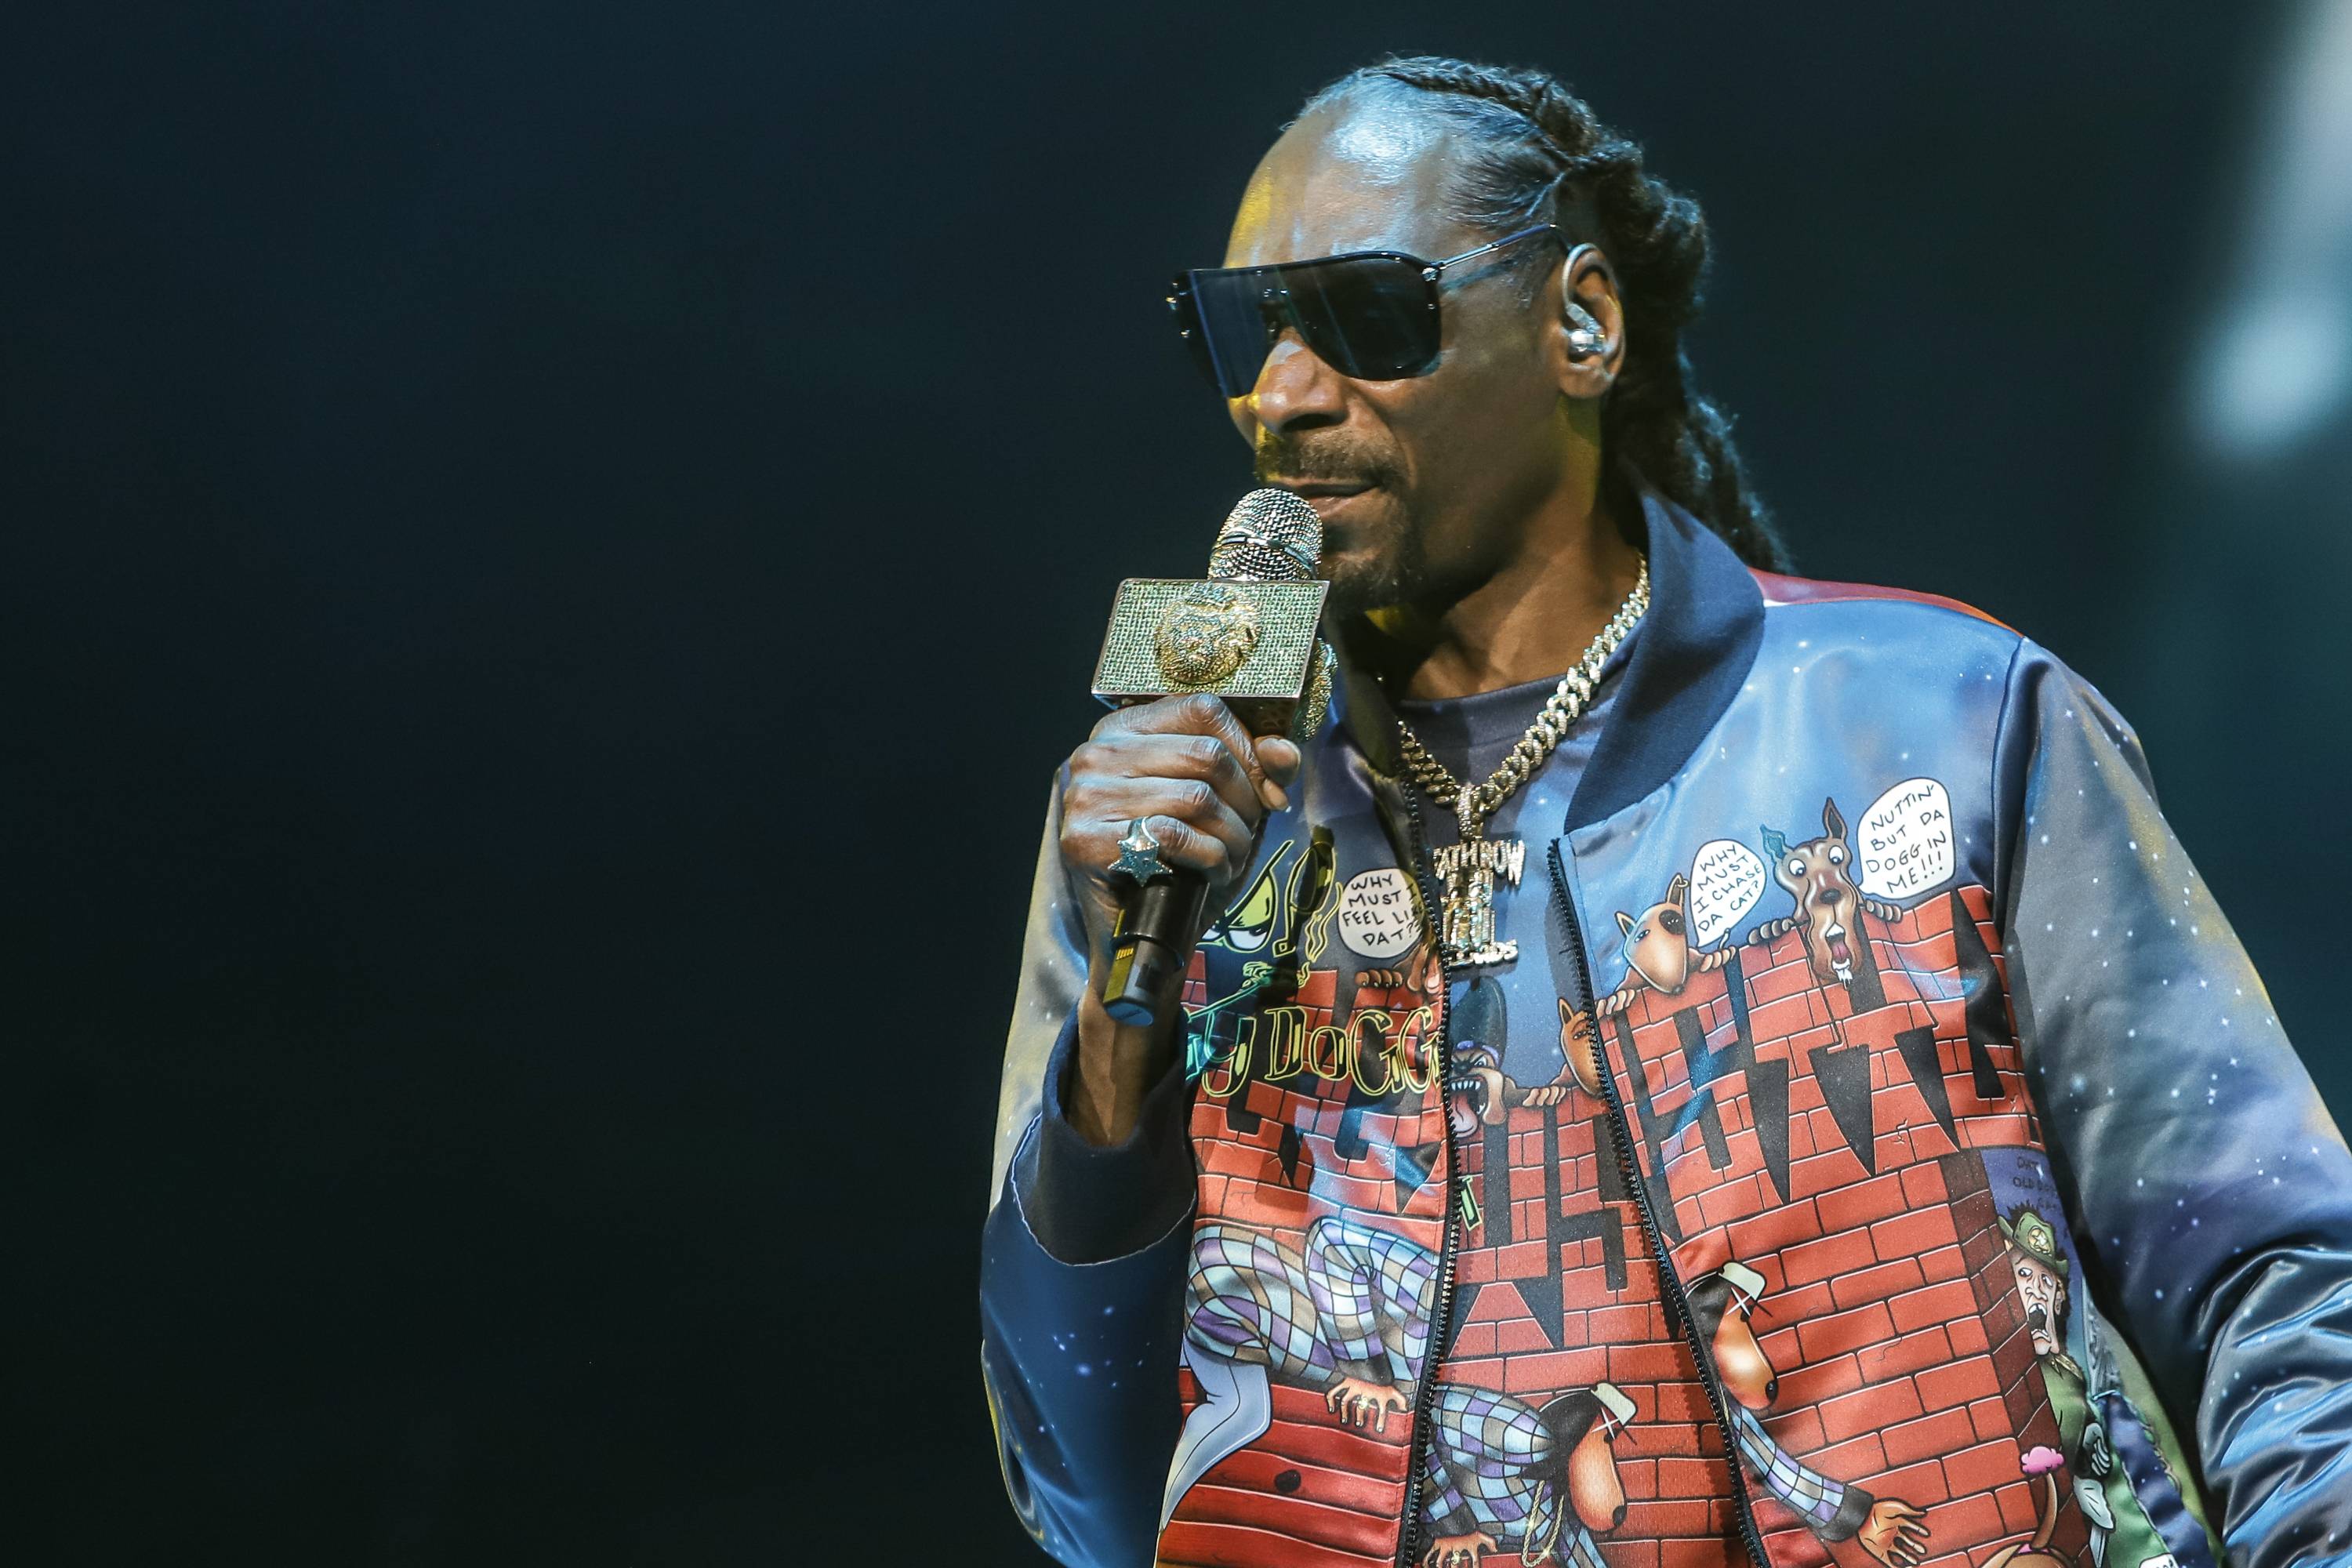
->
xmin=1167 ymin=1215 xmax=1632 ymax=1568
xmin=1585 ymin=872 xmax=1744 ymax=1018
xmin=1546 ymin=874 xmax=1746 ymax=1104
xmin=1539 ymin=874 xmax=1748 ymax=1103
xmin=1445 ymin=1036 xmax=1590 ymax=1139
xmin=1688 ymin=1259 xmax=1933 ymax=1568
xmin=1752 ymin=798 xmax=1902 ymax=986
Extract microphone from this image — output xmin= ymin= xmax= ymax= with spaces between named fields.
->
xmin=1089 ymin=488 xmax=1332 ymax=1025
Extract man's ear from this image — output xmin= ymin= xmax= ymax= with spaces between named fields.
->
xmin=1551 ymin=242 xmax=1626 ymax=400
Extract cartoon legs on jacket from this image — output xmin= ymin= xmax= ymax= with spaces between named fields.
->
xmin=1162 ymin=1337 xmax=1274 ymax=1530
xmin=1420 ymin=1380 xmax=1635 ymax=1567
xmin=1163 ymin=1215 xmax=1436 ymax=1527
xmin=1167 ymin=1214 xmax=1637 ymax=1566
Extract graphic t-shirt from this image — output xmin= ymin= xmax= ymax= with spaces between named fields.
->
xmin=1389 ymin=635 xmax=1635 ymax=1090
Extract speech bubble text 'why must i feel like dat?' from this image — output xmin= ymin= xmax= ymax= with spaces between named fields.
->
xmin=1337 ymin=867 xmax=1421 ymax=959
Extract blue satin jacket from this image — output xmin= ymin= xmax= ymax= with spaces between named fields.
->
xmin=982 ymin=489 xmax=2352 ymax=1568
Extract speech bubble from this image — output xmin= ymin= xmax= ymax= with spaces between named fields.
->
xmin=1857 ymin=776 xmax=1955 ymax=899
xmin=1688 ymin=838 xmax=1766 ymax=945
xmin=1337 ymin=867 xmax=1421 ymax=959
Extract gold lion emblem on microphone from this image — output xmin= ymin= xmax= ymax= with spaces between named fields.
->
xmin=1153 ymin=583 xmax=1261 ymax=686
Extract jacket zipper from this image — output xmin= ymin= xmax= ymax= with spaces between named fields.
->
xmin=1546 ymin=839 xmax=1773 ymax=1568
xmin=1392 ymin=782 xmax=1460 ymax=1568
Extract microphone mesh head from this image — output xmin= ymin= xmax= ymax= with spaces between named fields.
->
xmin=1207 ymin=488 xmax=1324 ymax=583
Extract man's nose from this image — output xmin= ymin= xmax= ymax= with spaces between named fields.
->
xmin=1243 ymin=330 xmax=1346 ymax=437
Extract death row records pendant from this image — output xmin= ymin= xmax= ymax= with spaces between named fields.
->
xmin=1432 ymin=835 xmax=1526 ymax=967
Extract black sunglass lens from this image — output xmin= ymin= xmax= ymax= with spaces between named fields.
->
xmin=1183 ymin=269 xmax=1276 ymax=397
xmin=1287 ymin=256 xmax=1438 ymax=380
xmin=1173 ymin=254 xmax=1442 ymax=395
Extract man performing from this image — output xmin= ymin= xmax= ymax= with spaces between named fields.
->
xmin=979 ymin=56 xmax=2352 ymax=1568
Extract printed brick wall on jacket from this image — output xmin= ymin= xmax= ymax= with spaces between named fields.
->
xmin=1160 ymin=884 xmax=2106 ymax=1568
xmin=1165 ymin=962 xmax=1454 ymax=1568
xmin=1599 ymin=886 xmax=2081 ymax=1568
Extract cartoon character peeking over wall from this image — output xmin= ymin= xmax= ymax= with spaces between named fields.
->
xmin=1164 ymin=1217 xmax=1634 ymax=1566
xmin=1589 ymin=873 xmax=1744 ymax=1017
xmin=1686 ymin=1261 xmax=1933 ymax=1567
xmin=1446 ymin=1037 xmax=1586 ymax=1141
xmin=1752 ymin=799 xmax=1903 ymax=986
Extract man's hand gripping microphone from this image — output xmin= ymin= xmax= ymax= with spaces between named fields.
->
xmin=1086 ymin=488 xmax=1332 ymax=1025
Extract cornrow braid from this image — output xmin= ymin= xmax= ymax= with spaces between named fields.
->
xmin=1304 ymin=57 xmax=1788 ymax=571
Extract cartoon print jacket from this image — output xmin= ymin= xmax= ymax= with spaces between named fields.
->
xmin=980 ymin=487 xmax=2352 ymax=1568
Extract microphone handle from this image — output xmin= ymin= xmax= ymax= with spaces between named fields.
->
xmin=1099 ymin=869 xmax=1210 ymax=1026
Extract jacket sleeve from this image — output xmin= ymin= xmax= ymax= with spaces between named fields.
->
xmin=1994 ymin=641 xmax=2352 ymax=1564
xmin=980 ymin=773 xmax=1199 ymax=1566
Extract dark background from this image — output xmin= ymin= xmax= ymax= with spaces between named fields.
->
xmin=7 ymin=2 xmax=2344 ymax=1562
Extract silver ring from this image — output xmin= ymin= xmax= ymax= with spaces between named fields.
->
xmin=1112 ymin=817 xmax=1170 ymax=884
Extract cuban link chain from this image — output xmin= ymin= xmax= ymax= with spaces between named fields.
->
xmin=1396 ymin=558 xmax=1650 ymax=966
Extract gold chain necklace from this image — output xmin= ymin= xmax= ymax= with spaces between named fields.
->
xmin=1396 ymin=558 xmax=1650 ymax=967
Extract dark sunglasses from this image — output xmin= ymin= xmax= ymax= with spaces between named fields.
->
xmin=1167 ymin=223 xmax=1564 ymax=398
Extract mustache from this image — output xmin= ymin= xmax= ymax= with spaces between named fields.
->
xmin=1253 ymin=434 xmax=1403 ymax=489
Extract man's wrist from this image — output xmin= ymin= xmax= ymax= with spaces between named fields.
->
xmin=1069 ymin=971 xmax=1184 ymax=1145
xmin=1021 ymin=1006 xmax=1197 ymax=1264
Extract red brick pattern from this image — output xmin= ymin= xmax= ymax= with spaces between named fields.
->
xmin=1612 ymin=887 xmax=2075 ymax=1568
xmin=1165 ymin=887 xmax=2074 ymax=1568
xmin=1167 ymin=963 xmax=1450 ymax=1568
xmin=1337 ymin=958 xmax=1746 ymax=1568
xmin=1631 ymin=886 xmax=2034 ymax=1243
xmin=1186 ymin=965 xmax=1447 ymax=1229
xmin=1443 ymin=1080 xmax=1730 ymax=1568
xmin=1163 ymin=1377 xmax=1417 ymax=1568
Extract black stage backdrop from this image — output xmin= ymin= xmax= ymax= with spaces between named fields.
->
xmin=6 ymin=3 xmax=2339 ymax=1562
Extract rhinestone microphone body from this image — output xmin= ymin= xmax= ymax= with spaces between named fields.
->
xmin=1092 ymin=488 xmax=1334 ymax=743
xmin=1091 ymin=488 xmax=1332 ymax=1025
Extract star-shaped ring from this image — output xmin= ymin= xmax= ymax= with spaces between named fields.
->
xmin=1112 ymin=818 xmax=1171 ymax=884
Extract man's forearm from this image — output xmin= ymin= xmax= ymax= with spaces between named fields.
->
xmin=1014 ymin=999 xmax=1199 ymax=1267
xmin=1066 ymin=959 xmax=1186 ymax=1146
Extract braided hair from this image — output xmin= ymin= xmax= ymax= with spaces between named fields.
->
xmin=1303 ymin=58 xmax=1788 ymax=571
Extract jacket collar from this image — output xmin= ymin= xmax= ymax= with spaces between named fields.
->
xmin=1564 ymin=484 xmax=1764 ymax=832
xmin=1331 ymin=482 xmax=1765 ymax=833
